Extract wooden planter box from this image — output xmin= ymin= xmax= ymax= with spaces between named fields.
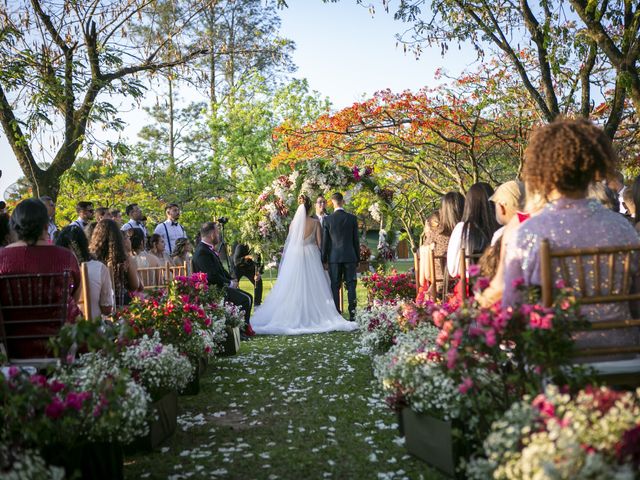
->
xmin=219 ymin=326 xmax=241 ymax=357
xmin=402 ymin=408 xmax=459 ymax=478
xmin=126 ymin=390 xmax=178 ymax=452
xmin=180 ymin=359 xmax=203 ymax=396
xmin=43 ymin=441 xmax=123 ymax=480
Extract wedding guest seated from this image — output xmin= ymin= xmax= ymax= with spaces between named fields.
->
xmin=588 ymin=182 xmax=620 ymax=212
xmin=447 ymin=183 xmax=499 ymax=277
xmin=56 ymin=225 xmax=114 ymax=319
xmin=148 ymin=233 xmax=174 ymax=265
xmin=39 ymin=196 xmax=57 ymax=242
xmin=193 ymin=222 xmax=255 ymax=338
xmin=621 ymin=188 xmax=635 ymax=222
xmin=0 ymin=213 xmax=11 ymax=247
xmin=503 ymin=118 xmax=640 ymax=358
xmin=89 ymin=219 xmax=141 ymax=306
xmin=630 ymin=175 xmax=640 ymax=233
xmin=95 ymin=207 xmax=113 ymax=222
xmin=171 ymin=237 xmax=193 ymax=275
xmin=476 ymin=186 xmax=546 ymax=308
xmin=130 ymin=228 xmax=161 ymax=285
xmin=232 ymin=243 xmax=264 ymax=306
xmin=0 ymin=199 xmax=82 ymax=358
xmin=110 ymin=209 xmax=123 ymax=227
xmin=607 ymin=170 xmax=626 ymax=213
xmin=477 ymin=181 xmax=525 ymax=279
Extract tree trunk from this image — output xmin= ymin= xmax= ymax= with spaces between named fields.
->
xmin=168 ymin=74 xmax=176 ymax=171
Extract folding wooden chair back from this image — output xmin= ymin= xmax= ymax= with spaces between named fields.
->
xmin=137 ymin=265 xmax=170 ymax=290
xmin=79 ymin=262 xmax=92 ymax=320
xmin=423 ymin=244 xmax=450 ymax=302
xmin=0 ymin=271 xmax=71 ymax=366
xmin=168 ymin=261 xmax=188 ymax=280
xmin=539 ymin=238 xmax=640 ymax=385
xmin=457 ymin=248 xmax=482 ymax=301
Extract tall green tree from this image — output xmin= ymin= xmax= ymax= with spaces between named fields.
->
xmin=0 ymin=0 xmax=213 ymax=200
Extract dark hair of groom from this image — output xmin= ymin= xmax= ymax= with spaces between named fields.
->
xmin=331 ymin=192 xmax=344 ymax=203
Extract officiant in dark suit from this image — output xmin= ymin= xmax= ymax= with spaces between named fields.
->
xmin=192 ymin=222 xmax=255 ymax=337
xmin=232 ymin=243 xmax=263 ymax=306
xmin=322 ymin=192 xmax=360 ymax=321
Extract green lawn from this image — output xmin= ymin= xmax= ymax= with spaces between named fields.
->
xmin=124 ymin=332 xmax=442 ymax=480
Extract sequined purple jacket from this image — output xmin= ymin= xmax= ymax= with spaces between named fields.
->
xmin=503 ymin=198 xmax=640 ymax=357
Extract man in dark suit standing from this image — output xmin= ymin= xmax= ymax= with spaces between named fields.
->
xmin=322 ymin=192 xmax=360 ymax=321
xmin=192 ymin=222 xmax=255 ymax=338
xmin=232 ymin=243 xmax=263 ymax=306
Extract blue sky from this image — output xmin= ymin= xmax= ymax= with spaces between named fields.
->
xmin=0 ymin=0 xmax=478 ymax=198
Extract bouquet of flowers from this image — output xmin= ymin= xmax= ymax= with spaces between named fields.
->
xmin=1 ymin=363 xmax=149 ymax=447
xmin=359 ymin=244 xmax=372 ymax=262
xmin=354 ymin=302 xmax=404 ymax=355
xmin=0 ymin=444 xmax=64 ymax=480
xmin=118 ymin=332 xmax=194 ymax=395
xmin=467 ymin=384 xmax=640 ymax=479
xmin=373 ymin=323 xmax=463 ymax=418
xmin=361 ymin=270 xmax=416 ymax=303
xmin=124 ymin=284 xmax=225 ymax=361
xmin=53 ymin=358 xmax=150 ymax=444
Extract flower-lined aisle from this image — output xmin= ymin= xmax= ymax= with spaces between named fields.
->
xmin=355 ymin=273 xmax=640 ymax=479
xmin=124 ymin=332 xmax=444 ymax=480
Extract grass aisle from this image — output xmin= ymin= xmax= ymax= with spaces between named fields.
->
xmin=124 ymin=331 xmax=442 ymax=479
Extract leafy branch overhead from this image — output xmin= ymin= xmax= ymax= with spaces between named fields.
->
xmin=0 ymin=0 xmax=216 ymax=199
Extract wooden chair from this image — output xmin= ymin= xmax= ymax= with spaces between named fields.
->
xmin=424 ymin=244 xmax=451 ymax=302
xmin=457 ymin=248 xmax=482 ymax=301
xmin=78 ymin=262 xmax=94 ymax=320
xmin=137 ymin=265 xmax=170 ymax=290
xmin=539 ymin=239 xmax=640 ymax=385
xmin=168 ymin=261 xmax=188 ymax=280
xmin=0 ymin=271 xmax=71 ymax=367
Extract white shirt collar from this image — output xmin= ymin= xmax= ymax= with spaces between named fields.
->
xmin=334 ymin=207 xmax=344 ymax=212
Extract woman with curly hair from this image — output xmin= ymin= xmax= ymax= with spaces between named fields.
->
xmin=503 ymin=118 xmax=640 ymax=357
xmin=89 ymin=219 xmax=141 ymax=306
xmin=171 ymin=237 xmax=193 ymax=274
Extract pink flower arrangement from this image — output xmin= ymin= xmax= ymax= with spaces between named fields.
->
xmin=362 ymin=270 xmax=416 ymax=303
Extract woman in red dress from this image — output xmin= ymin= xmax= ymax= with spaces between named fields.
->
xmin=0 ymin=198 xmax=81 ymax=359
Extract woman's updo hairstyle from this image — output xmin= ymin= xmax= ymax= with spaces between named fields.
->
xmin=298 ymin=194 xmax=312 ymax=213
xmin=10 ymin=198 xmax=49 ymax=245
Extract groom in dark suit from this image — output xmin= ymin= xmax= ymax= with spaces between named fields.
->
xmin=322 ymin=192 xmax=360 ymax=321
xmin=192 ymin=221 xmax=255 ymax=337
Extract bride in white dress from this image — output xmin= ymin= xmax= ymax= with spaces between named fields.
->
xmin=251 ymin=195 xmax=358 ymax=335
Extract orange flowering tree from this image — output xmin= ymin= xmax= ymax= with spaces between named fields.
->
xmin=273 ymin=62 xmax=537 ymax=252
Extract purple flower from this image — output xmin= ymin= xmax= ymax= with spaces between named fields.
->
xmin=65 ymin=391 xmax=89 ymax=411
xmin=45 ymin=398 xmax=66 ymax=419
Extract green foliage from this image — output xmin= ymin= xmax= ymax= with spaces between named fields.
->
xmin=56 ymin=159 xmax=164 ymax=226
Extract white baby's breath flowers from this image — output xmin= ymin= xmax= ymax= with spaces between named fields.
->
xmin=120 ymin=332 xmax=194 ymax=393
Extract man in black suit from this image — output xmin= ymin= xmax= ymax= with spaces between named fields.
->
xmin=232 ymin=243 xmax=263 ymax=306
xmin=322 ymin=192 xmax=360 ymax=321
xmin=192 ymin=222 xmax=254 ymax=337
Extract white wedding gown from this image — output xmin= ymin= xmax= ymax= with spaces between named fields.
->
xmin=251 ymin=205 xmax=358 ymax=335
